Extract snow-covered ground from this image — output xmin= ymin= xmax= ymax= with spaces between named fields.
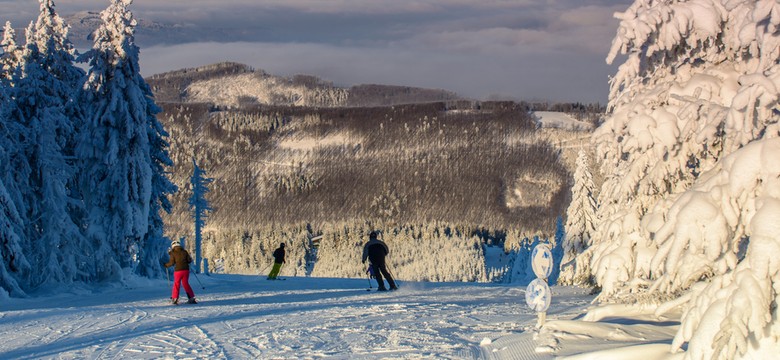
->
xmin=532 ymin=112 xmax=594 ymax=131
xmin=1 ymin=274 xmax=684 ymax=359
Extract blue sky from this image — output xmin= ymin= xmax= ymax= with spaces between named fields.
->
xmin=3 ymin=0 xmax=633 ymax=103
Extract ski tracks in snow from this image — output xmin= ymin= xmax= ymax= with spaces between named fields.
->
xmin=0 ymin=276 xmax=594 ymax=359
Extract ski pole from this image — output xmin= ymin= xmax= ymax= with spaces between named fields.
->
xmin=366 ymin=264 xmax=374 ymax=290
xmin=386 ymin=264 xmax=399 ymax=288
xmin=191 ymin=269 xmax=206 ymax=290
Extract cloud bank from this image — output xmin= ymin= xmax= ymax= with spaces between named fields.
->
xmin=3 ymin=0 xmax=633 ymax=103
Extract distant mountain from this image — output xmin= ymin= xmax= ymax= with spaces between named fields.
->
xmin=146 ymin=62 xmax=598 ymax=276
xmin=147 ymin=62 xmax=461 ymax=108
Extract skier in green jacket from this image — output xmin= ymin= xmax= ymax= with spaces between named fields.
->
xmin=267 ymin=243 xmax=286 ymax=280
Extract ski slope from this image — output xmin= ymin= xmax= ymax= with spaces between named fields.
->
xmin=0 ymin=274 xmax=681 ymax=359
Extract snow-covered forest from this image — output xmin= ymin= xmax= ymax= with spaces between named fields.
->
xmin=5 ymin=0 xmax=780 ymax=358
xmin=0 ymin=0 xmax=595 ymax=301
xmin=0 ymin=0 xmax=175 ymax=298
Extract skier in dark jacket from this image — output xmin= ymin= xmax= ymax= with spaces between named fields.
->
xmin=362 ymin=231 xmax=397 ymax=291
xmin=163 ymin=239 xmax=196 ymax=304
xmin=267 ymin=243 xmax=286 ymax=280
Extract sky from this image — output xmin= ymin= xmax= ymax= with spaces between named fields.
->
xmin=2 ymin=0 xmax=634 ymax=104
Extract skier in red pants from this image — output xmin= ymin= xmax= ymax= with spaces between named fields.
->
xmin=163 ymin=239 xmax=197 ymax=304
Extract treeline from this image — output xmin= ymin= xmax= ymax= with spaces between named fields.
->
xmin=199 ymin=221 xmax=545 ymax=282
xmin=346 ymin=84 xmax=461 ymax=107
xmin=524 ymin=101 xmax=605 ymax=126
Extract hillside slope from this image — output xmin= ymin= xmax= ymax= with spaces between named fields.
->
xmin=150 ymin=63 xmax=596 ymax=278
xmin=147 ymin=62 xmax=460 ymax=107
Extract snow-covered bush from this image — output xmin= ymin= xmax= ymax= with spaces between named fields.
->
xmin=586 ymin=0 xmax=780 ymax=358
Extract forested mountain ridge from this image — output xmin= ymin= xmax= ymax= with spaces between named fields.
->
xmin=150 ymin=63 xmax=597 ymax=278
xmin=147 ymin=62 xmax=461 ymax=108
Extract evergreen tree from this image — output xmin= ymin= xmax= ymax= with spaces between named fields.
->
xmin=136 ymin=29 xmax=176 ymax=279
xmin=77 ymin=0 xmax=163 ymax=278
xmin=587 ymin=1 xmax=780 ymax=358
xmin=8 ymin=11 xmax=86 ymax=287
xmin=0 ymin=21 xmax=22 ymax=81
xmin=189 ymin=158 xmax=212 ymax=274
xmin=32 ymin=0 xmax=85 ymax=124
xmin=558 ymin=149 xmax=597 ymax=286
xmin=0 ymin=82 xmax=30 ymax=298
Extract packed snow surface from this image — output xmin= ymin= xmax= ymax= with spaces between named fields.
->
xmin=0 ymin=274 xmax=685 ymax=359
xmin=532 ymin=112 xmax=593 ymax=131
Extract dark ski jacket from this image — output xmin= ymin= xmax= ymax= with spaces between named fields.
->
xmin=165 ymin=246 xmax=192 ymax=272
xmin=273 ymin=247 xmax=286 ymax=264
xmin=362 ymin=238 xmax=389 ymax=263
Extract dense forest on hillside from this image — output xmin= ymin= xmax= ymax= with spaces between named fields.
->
xmin=160 ymin=101 xmax=569 ymax=233
xmin=144 ymin=62 xmax=603 ymax=280
xmin=156 ymin=98 xmax=577 ymax=278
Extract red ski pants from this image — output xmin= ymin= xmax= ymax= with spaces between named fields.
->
xmin=172 ymin=270 xmax=195 ymax=299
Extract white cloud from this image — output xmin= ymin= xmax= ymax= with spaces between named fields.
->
xmin=140 ymin=41 xmax=616 ymax=103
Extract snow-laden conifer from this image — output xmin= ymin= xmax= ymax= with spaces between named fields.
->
xmin=8 ymin=17 xmax=87 ymax=287
xmin=1 ymin=22 xmax=22 ymax=81
xmin=558 ymin=149 xmax=597 ymax=286
xmin=78 ymin=0 xmax=175 ymax=279
xmin=32 ymin=0 xmax=84 ymax=123
xmin=0 ymin=84 xmax=30 ymax=298
xmin=136 ymin=50 xmax=176 ymax=278
xmin=587 ymin=0 xmax=780 ymax=358
xmin=189 ymin=158 xmax=212 ymax=274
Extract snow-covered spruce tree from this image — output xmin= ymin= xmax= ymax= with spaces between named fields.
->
xmin=189 ymin=158 xmax=212 ymax=274
xmin=1 ymin=21 xmax=23 ymax=81
xmin=31 ymin=0 xmax=85 ymax=130
xmin=558 ymin=149 xmax=597 ymax=286
xmin=0 ymin=85 xmax=31 ymax=298
xmin=651 ymin=139 xmax=780 ymax=359
xmin=78 ymin=0 xmax=174 ymax=279
xmin=135 ymin=57 xmax=177 ymax=278
xmin=0 ymin=178 xmax=27 ymax=299
xmin=6 ymin=10 xmax=88 ymax=289
xmin=587 ymin=0 xmax=780 ymax=359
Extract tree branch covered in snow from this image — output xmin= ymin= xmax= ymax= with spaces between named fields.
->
xmin=587 ymin=0 xmax=780 ymax=358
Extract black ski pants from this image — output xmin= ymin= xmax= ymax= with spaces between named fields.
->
xmin=369 ymin=256 xmax=396 ymax=290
